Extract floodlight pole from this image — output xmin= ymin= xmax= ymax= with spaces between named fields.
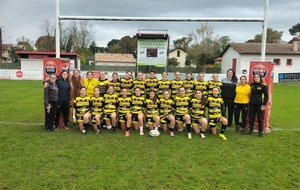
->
xmin=55 ymin=0 xmax=60 ymax=58
xmin=261 ymin=0 xmax=269 ymax=61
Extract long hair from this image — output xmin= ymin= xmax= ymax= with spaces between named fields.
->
xmin=195 ymin=90 xmax=207 ymax=105
xmin=227 ymin=69 xmax=238 ymax=83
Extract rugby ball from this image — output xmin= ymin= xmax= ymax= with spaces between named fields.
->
xmin=149 ymin=130 xmax=160 ymax=137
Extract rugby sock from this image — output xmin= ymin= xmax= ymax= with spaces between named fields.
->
xmin=200 ymin=129 xmax=205 ymax=134
xmin=221 ymin=124 xmax=227 ymax=134
xmin=154 ymin=126 xmax=158 ymax=131
xmin=170 ymin=128 xmax=174 ymax=132
xmin=112 ymin=126 xmax=116 ymax=130
xmin=139 ymin=126 xmax=143 ymax=131
xmin=83 ymin=123 xmax=88 ymax=130
xmin=97 ymin=124 xmax=101 ymax=129
xmin=186 ymin=124 xmax=191 ymax=133
xmin=126 ymin=127 xmax=130 ymax=131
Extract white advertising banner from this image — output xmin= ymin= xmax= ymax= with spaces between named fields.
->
xmin=0 ymin=69 xmax=10 ymax=79
xmin=137 ymin=39 xmax=168 ymax=67
xmin=10 ymin=70 xmax=43 ymax=80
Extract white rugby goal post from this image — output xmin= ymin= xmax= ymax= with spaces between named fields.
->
xmin=55 ymin=0 xmax=269 ymax=61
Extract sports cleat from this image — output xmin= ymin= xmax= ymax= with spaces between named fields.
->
xmin=259 ymin=133 xmax=264 ymax=137
xmin=170 ymin=131 xmax=174 ymax=137
xmin=140 ymin=131 xmax=144 ymax=136
xmin=95 ymin=129 xmax=100 ymax=135
xmin=125 ymin=131 xmax=130 ymax=137
xmin=55 ymin=127 xmax=59 ymax=131
xmin=200 ymin=133 xmax=206 ymax=139
xmin=235 ymin=127 xmax=240 ymax=132
xmin=188 ymin=132 xmax=192 ymax=139
xmin=247 ymin=131 xmax=254 ymax=136
xmin=219 ymin=134 xmax=227 ymax=140
xmin=64 ymin=126 xmax=69 ymax=130
xmin=111 ymin=128 xmax=116 ymax=134
xmin=82 ymin=130 xmax=86 ymax=135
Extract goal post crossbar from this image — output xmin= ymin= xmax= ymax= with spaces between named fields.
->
xmin=58 ymin=16 xmax=264 ymax=22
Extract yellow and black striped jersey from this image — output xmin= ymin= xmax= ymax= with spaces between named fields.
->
xmin=120 ymin=78 xmax=133 ymax=96
xmin=182 ymin=79 xmax=195 ymax=97
xmin=131 ymin=95 xmax=145 ymax=114
xmin=132 ymin=79 xmax=146 ymax=96
xmin=189 ymin=98 xmax=206 ymax=118
xmin=207 ymin=80 xmax=222 ymax=97
xmin=145 ymin=77 xmax=159 ymax=94
xmin=170 ymin=79 xmax=183 ymax=99
xmin=73 ymin=96 xmax=91 ymax=116
xmin=90 ymin=96 xmax=104 ymax=115
xmin=98 ymin=78 xmax=109 ymax=96
xmin=103 ymin=93 xmax=118 ymax=114
xmin=157 ymin=79 xmax=171 ymax=99
xmin=110 ymin=79 xmax=121 ymax=96
xmin=145 ymin=98 xmax=160 ymax=117
xmin=194 ymin=80 xmax=208 ymax=97
xmin=159 ymin=98 xmax=174 ymax=116
xmin=118 ymin=97 xmax=132 ymax=114
xmin=207 ymin=96 xmax=224 ymax=118
xmin=173 ymin=95 xmax=190 ymax=115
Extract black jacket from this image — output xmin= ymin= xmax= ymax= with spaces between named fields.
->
xmin=249 ymin=82 xmax=268 ymax=106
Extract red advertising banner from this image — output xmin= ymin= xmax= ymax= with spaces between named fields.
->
xmin=248 ymin=61 xmax=274 ymax=132
xmin=43 ymin=58 xmax=70 ymax=80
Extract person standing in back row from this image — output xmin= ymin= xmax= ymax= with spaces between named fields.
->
xmin=44 ymin=74 xmax=59 ymax=132
xmin=248 ymin=73 xmax=269 ymax=137
xmin=221 ymin=69 xmax=238 ymax=129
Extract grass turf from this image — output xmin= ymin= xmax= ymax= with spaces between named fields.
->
xmin=0 ymin=80 xmax=300 ymax=189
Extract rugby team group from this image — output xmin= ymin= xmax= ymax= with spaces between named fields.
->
xmin=43 ymin=68 xmax=269 ymax=140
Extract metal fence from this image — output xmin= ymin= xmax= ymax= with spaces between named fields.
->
xmin=81 ymin=65 xmax=221 ymax=74
xmin=0 ymin=62 xmax=20 ymax=69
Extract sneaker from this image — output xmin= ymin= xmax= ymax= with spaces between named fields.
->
xmin=111 ymin=128 xmax=116 ymax=134
xmin=219 ymin=134 xmax=227 ymax=140
xmin=55 ymin=127 xmax=59 ymax=131
xmin=247 ymin=131 xmax=254 ymax=136
xmin=235 ymin=127 xmax=240 ymax=132
xmin=64 ymin=126 xmax=69 ymax=130
xmin=170 ymin=131 xmax=174 ymax=137
xmin=95 ymin=129 xmax=100 ymax=135
xmin=188 ymin=132 xmax=192 ymax=139
xmin=259 ymin=133 xmax=264 ymax=137
xmin=200 ymin=133 xmax=206 ymax=139
xmin=46 ymin=129 xmax=54 ymax=133
xmin=226 ymin=126 xmax=231 ymax=130
xmin=125 ymin=131 xmax=130 ymax=137
xmin=140 ymin=131 xmax=144 ymax=136
xmin=82 ymin=130 xmax=86 ymax=135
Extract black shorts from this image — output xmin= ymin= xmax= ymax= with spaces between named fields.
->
xmin=91 ymin=113 xmax=102 ymax=124
xmin=119 ymin=113 xmax=129 ymax=123
xmin=103 ymin=113 xmax=115 ymax=121
xmin=175 ymin=114 xmax=185 ymax=123
xmin=160 ymin=114 xmax=172 ymax=124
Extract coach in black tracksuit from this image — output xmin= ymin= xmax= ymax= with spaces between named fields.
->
xmin=221 ymin=69 xmax=238 ymax=128
xmin=44 ymin=74 xmax=59 ymax=132
xmin=248 ymin=73 xmax=269 ymax=137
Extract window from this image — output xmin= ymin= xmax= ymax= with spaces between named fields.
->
xmin=286 ymin=59 xmax=292 ymax=66
xmin=177 ymin=50 xmax=180 ymax=57
xmin=273 ymin=58 xmax=280 ymax=65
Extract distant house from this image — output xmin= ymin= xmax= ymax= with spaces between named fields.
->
xmin=94 ymin=53 xmax=136 ymax=67
xmin=221 ymin=40 xmax=300 ymax=78
xmin=1 ymin=44 xmax=12 ymax=63
xmin=168 ymin=48 xmax=189 ymax=67
xmin=214 ymin=57 xmax=222 ymax=65
xmin=16 ymin=51 xmax=80 ymax=71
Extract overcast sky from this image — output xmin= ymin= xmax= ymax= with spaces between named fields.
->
xmin=1 ymin=0 xmax=299 ymax=47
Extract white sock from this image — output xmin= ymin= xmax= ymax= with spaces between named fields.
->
xmin=139 ymin=126 xmax=143 ymax=131
xmin=154 ymin=126 xmax=158 ymax=131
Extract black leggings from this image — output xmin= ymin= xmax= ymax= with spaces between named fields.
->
xmin=234 ymin=103 xmax=248 ymax=129
xmin=223 ymin=97 xmax=234 ymax=127
xmin=45 ymin=101 xmax=58 ymax=130
xmin=55 ymin=101 xmax=69 ymax=127
xmin=248 ymin=104 xmax=264 ymax=133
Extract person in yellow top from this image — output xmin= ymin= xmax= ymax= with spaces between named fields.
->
xmin=83 ymin=71 xmax=99 ymax=97
xmin=234 ymin=75 xmax=251 ymax=134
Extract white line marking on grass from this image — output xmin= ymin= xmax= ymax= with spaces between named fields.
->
xmin=271 ymin=128 xmax=300 ymax=131
xmin=0 ymin=121 xmax=43 ymax=126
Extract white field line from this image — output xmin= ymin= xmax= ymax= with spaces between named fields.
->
xmin=0 ymin=121 xmax=44 ymax=126
xmin=0 ymin=121 xmax=299 ymax=131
